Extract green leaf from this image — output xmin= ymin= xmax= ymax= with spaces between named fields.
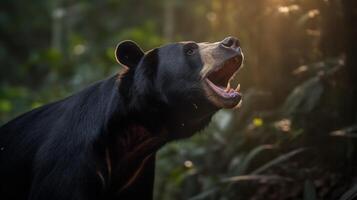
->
xmin=0 ymin=99 xmax=12 ymax=112
xmin=282 ymin=77 xmax=324 ymax=115
xmin=233 ymin=144 xmax=274 ymax=175
xmin=339 ymin=184 xmax=357 ymax=200
xmin=251 ymin=148 xmax=306 ymax=175
xmin=221 ymin=175 xmax=292 ymax=184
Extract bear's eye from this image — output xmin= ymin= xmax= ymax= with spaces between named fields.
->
xmin=186 ymin=49 xmax=195 ymax=56
xmin=184 ymin=43 xmax=198 ymax=56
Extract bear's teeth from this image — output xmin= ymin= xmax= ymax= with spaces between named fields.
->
xmin=236 ymin=84 xmax=241 ymax=92
xmin=234 ymin=99 xmax=243 ymax=109
xmin=225 ymin=82 xmax=231 ymax=92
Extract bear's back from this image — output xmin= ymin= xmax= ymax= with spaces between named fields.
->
xmin=0 ymin=76 xmax=119 ymax=200
xmin=0 ymin=100 xmax=66 ymax=199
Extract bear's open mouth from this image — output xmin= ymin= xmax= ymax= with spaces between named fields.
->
xmin=203 ymin=55 xmax=243 ymax=108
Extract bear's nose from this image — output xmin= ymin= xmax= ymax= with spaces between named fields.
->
xmin=221 ymin=36 xmax=240 ymax=49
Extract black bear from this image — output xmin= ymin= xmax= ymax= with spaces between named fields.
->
xmin=0 ymin=36 xmax=243 ymax=200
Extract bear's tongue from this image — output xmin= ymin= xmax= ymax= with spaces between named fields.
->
xmin=206 ymin=79 xmax=241 ymax=99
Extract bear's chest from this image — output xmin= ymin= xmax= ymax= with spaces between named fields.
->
xmin=97 ymin=125 xmax=166 ymax=195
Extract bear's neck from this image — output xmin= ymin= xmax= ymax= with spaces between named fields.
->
xmin=105 ymin=124 xmax=166 ymax=190
xmin=98 ymin=74 xmax=168 ymax=191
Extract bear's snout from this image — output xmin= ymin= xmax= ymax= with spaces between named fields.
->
xmin=220 ymin=36 xmax=241 ymax=50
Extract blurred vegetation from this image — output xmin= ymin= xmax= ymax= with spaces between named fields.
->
xmin=0 ymin=0 xmax=356 ymax=199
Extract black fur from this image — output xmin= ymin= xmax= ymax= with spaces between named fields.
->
xmin=0 ymin=41 xmax=219 ymax=200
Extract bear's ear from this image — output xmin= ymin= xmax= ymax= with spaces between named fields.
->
xmin=115 ymin=40 xmax=144 ymax=68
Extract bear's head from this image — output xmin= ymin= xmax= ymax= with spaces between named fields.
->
xmin=115 ymin=37 xmax=243 ymax=139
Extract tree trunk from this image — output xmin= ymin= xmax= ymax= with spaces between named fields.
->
xmin=341 ymin=0 xmax=357 ymax=121
xmin=164 ymin=0 xmax=174 ymax=41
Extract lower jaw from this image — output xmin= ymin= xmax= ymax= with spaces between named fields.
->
xmin=217 ymin=98 xmax=241 ymax=109
xmin=213 ymin=92 xmax=241 ymax=108
xmin=203 ymin=83 xmax=241 ymax=109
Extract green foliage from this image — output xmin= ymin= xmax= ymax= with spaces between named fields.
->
xmin=230 ymin=145 xmax=274 ymax=176
xmin=251 ymin=148 xmax=306 ymax=175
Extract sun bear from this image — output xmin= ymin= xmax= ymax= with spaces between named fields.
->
xmin=0 ymin=36 xmax=243 ymax=200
